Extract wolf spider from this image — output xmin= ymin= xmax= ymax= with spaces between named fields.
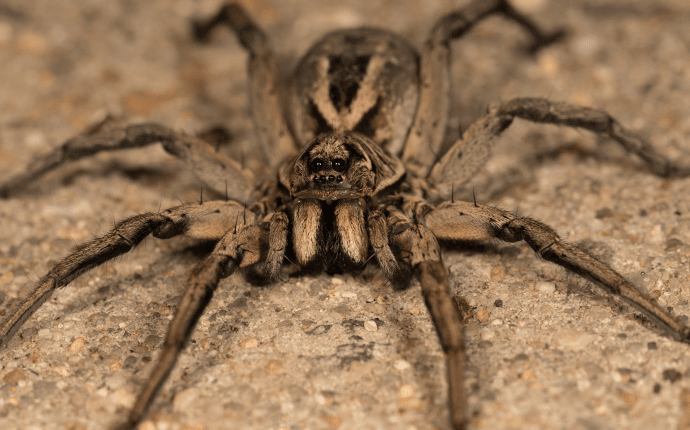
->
xmin=2 ymin=1 xmax=690 ymax=429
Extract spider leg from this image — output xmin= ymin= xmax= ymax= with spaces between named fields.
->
xmin=424 ymin=200 xmax=690 ymax=343
xmin=427 ymin=97 xmax=690 ymax=201
xmin=0 ymin=123 xmax=257 ymax=202
xmin=116 ymin=254 xmax=235 ymax=430
xmin=0 ymin=200 xmax=254 ymax=348
xmin=368 ymin=209 xmax=401 ymax=284
xmin=264 ymin=211 xmax=289 ymax=280
xmin=386 ymin=207 xmax=467 ymax=430
xmin=118 ymin=219 xmax=270 ymax=429
xmin=402 ymin=0 xmax=563 ymax=177
xmin=193 ymin=3 xmax=297 ymax=168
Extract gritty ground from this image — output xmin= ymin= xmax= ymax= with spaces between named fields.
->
xmin=1 ymin=1 xmax=690 ymax=430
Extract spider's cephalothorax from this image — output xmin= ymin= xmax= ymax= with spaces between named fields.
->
xmin=2 ymin=2 xmax=690 ymax=430
xmin=282 ymin=131 xmax=404 ymax=273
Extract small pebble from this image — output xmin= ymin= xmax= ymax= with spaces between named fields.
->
xmin=618 ymin=392 xmax=638 ymax=406
xmin=173 ymin=387 xmax=198 ymax=412
xmin=323 ymin=415 xmax=343 ymax=428
xmin=265 ymin=360 xmax=283 ymax=374
xmin=333 ymin=304 xmax=350 ymax=315
xmin=112 ymin=387 xmax=135 ymax=408
xmin=53 ymin=366 xmax=70 ymax=377
xmin=490 ymin=267 xmax=506 ymax=281
xmin=144 ymin=335 xmax=161 ymax=348
xmin=3 ymin=369 xmax=28 ymax=385
xmin=663 ymin=369 xmax=682 ymax=383
xmin=476 ymin=310 xmax=490 ymax=323
xmin=394 ymin=360 xmax=411 ymax=371
xmin=364 ymin=320 xmax=378 ymax=332
xmin=537 ymin=281 xmax=556 ymax=294
xmin=105 ymin=372 xmax=127 ymax=390
xmin=398 ymin=384 xmax=414 ymax=398
xmin=239 ymin=338 xmax=258 ymax=348
xmin=69 ymin=337 xmax=85 ymax=352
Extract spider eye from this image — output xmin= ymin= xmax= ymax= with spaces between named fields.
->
xmin=309 ymin=157 xmax=325 ymax=172
xmin=332 ymin=158 xmax=348 ymax=172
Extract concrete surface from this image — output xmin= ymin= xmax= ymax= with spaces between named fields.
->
xmin=1 ymin=0 xmax=690 ymax=429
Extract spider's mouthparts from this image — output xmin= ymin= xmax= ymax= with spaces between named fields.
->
xmin=293 ymin=184 xmax=362 ymax=201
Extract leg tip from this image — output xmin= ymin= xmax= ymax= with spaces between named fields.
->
xmin=528 ymin=28 xmax=567 ymax=54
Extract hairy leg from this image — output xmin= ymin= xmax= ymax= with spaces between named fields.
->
xmin=424 ymin=199 xmax=690 ymax=343
xmin=387 ymin=207 xmax=467 ymax=430
xmin=193 ymin=3 xmax=297 ymax=168
xmin=402 ymin=0 xmax=563 ymax=177
xmin=0 ymin=200 xmax=253 ymax=348
xmin=0 ymin=123 xmax=257 ymax=202
xmin=115 ymin=253 xmax=236 ymax=430
xmin=426 ymin=97 xmax=690 ymax=201
xmin=117 ymin=216 xmax=273 ymax=428
xmin=264 ymin=211 xmax=289 ymax=280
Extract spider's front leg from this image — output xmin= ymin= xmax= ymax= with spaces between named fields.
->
xmin=116 ymin=213 xmax=281 ymax=429
xmin=424 ymin=200 xmax=690 ymax=343
xmin=0 ymin=200 xmax=251 ymax=349
xmin=385 ymin=207 xmax=467 ymax=430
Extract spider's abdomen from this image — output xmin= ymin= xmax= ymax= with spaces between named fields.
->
xmin=290 ymin=28 xmax=420 ymax=156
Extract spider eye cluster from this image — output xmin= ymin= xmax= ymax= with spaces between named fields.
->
xmin=309 ymin=158 xmax=325 ymax=172
xmin=309 ymin=156 xmax=348 ymax=184
xmin=332 ymin=158 xmax=347 ymax=172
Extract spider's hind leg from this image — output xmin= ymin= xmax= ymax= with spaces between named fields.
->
xmin=192 ymin=3 xmax=296 ymax=168
xmin=426 ymin=97 xmax=690 ymax=201
xmin=402 ymin=0 xmax=563 ymax=178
